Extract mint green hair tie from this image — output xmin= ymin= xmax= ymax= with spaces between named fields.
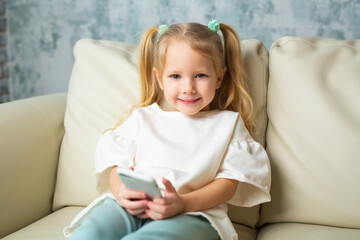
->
xmin=208 ymin=19 xmax=220 ymax=32
xmin=158 ymin=24 xmax=169 ymax=35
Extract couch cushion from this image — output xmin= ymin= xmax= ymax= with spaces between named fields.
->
xmin=53 ymin=39 xmax=140 ymax=210
xmin=261 ymin=37 xmax=360 ymax=228
xmin=53 ymin=38 xmax=269 ymax=228
xmin=257 ymin=223 xmax=360 ymax=240
xmin=2 ymin=207 xmax=84 ymax=240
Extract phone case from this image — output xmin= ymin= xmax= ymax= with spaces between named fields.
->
xmin=116 ymin=168 xmax=162 ymax=199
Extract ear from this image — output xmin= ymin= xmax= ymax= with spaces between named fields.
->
xmin=153 ymin=68 xmax=164 ymax=90
xmin=216 ymin=67 xmax=227 ymax=89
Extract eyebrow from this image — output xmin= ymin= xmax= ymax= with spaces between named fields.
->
xmin=165 ymin=68 xmax=211 ymax=73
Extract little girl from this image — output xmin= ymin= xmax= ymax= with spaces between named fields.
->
xmin=65 ymin=20 xmax=271 ymax=240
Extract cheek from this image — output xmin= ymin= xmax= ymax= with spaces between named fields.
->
xmin=162 ymin=80 xmax=178 ymax=97
xmin=199 ymin=81 xmax=217 ymax=95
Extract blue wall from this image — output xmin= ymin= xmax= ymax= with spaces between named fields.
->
xmin=7 ymin=0 xmax=360 ymax=100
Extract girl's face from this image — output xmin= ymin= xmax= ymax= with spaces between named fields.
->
xmin=155 ymin=40 xmax=225 ymax=115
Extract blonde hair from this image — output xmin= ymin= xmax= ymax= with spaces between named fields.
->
xmin=116 ymin=22 xmax=254 ymax=134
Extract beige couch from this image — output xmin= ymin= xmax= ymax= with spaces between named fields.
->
xmin=1 ymin=37 xmax=359 ymax=240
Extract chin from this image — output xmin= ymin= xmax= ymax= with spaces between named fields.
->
xmin=182 ymin=111 xmax=199 ymax=116
xmin=178 ymin=107 xmax=202 ymax=116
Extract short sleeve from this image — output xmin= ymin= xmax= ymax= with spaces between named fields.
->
xmin=94 ymin=112 xmax=139 ymax=194
xmin=215 ymin=117 xmax=271 ymax=207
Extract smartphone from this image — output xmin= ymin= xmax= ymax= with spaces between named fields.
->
xmin=116 ymin=167 xmax=162 ymax=199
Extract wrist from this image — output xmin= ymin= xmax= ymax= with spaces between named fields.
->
xmin=178 ymin=195 xmax=186 ymax=214
xmin=179 ymin=194 xmax=196 ymax=214
xmin=109 ymin=166 xmax=122 ymax=198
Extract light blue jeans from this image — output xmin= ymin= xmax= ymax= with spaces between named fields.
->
xmin=71 ymin=198 xmax=219 ymax=240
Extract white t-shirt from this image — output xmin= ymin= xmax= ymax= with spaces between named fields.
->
xmin=64 ymin=103 xmax=271 ymax=240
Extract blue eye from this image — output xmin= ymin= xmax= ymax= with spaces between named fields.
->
xmin=170 ymin=74 xmax=181 ymax=79
xmin=196 ymin=73 xmax=207 ymax=78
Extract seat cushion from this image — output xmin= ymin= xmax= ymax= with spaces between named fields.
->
xmin=257 ymin=223 xmax=360 ymax=240
xmin=53 ymin=38 xmax=269 ymax=228
xmin=2 ymin=207 xmax=84 ymax=240
xmin=233 ymin=223 xmax=257 ymax=240
xmin=261 ymin=37 xmax=360 ymax=228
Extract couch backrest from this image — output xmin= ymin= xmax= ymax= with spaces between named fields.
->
xmin=53 ymin=38 xmax=269 ymax=229
xmin=260 ymin=37 xmax=360 ymax=228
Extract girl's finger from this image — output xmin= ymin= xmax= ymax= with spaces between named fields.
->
xmin=127 ymin=208 xmax=147 ymax=216
xmin=122 ymin=199 xmax=148 ymax=211
xmin=127 ymin=207 xmax=145 ymax=215
xmin=162 ymin=178 xmax=176 ymax=193
xmin=120 ymin=189 xmax=147 ymax=200
xmin=146 ymin=209 xmax=166 ymax=220
xmin=147 ymin=201 xmax=168 ymax=215
xmin=152 ymin=197 xmax=167 ymax=205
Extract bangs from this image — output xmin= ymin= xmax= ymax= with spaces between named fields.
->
xmin=155 ymin=23 xmax=225 ymax=77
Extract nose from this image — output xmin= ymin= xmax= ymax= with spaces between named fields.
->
xmin=182 ymin=78 xmax=196 ymax=94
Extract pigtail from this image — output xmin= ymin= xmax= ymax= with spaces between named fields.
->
xmin=138 ymin=27 xmax=164 ymax=108
xmin=219 ymin=24 xmax=254 ymax=135
xmin=107 ymin=27 xmax=162 ymax=131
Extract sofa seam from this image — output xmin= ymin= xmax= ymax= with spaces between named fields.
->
xmin=252 ymin=40 xmax=269 ymax=148
xmin=259 ymin=42 xmax=269 ymax=149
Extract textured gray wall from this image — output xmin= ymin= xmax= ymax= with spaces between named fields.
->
xmin=7 ymin=0 xmax=360 ymax=100
xmin=0 ymin=0 xmax=7 ymax=103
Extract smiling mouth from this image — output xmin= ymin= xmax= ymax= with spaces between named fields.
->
xmin=178 ymin=98 xmax=201 ymax=104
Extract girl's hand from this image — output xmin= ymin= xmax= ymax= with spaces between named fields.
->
xmin=116 ymin=183 xmax=149 ymax=218
xmin=146 ymin=178 xmax=184 ymax=220
xmin=111 ymin=166 xmax=149 ymax=218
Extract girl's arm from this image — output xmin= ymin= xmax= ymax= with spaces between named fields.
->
xmin=181 ymin=178 xmax=238 ymax=213
xmin=146 ymin=178 xmax=238 ymax=220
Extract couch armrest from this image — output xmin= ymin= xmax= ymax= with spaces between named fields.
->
xmin=0 ymin=93 xmax=67 ymax=238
